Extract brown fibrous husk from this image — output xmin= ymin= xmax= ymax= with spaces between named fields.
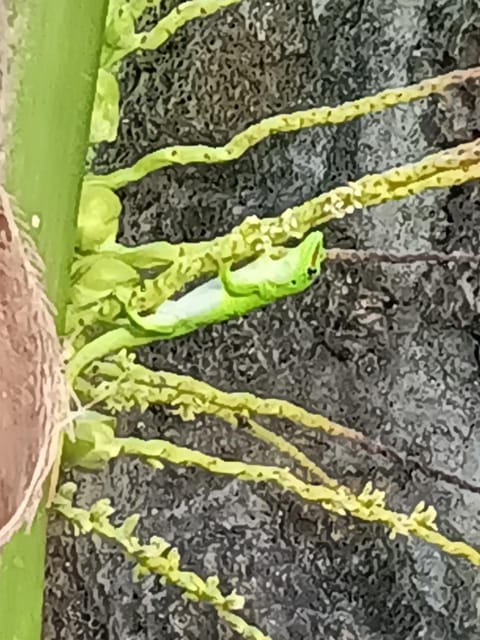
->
xmin=0 ymin=1 xmax=71 ymax=549
xmin=0 ymin=186 xmax=72 ymax=549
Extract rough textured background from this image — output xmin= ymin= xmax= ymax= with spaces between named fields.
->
xmin=44 ymin=1 xmax=480 ymax=638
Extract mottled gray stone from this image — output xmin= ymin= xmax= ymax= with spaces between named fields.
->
xmin=44 ymin=1 xmax=480 ymax=639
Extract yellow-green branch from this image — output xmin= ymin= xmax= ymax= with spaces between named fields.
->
xmin=119 ymin=439 xmax=480 ymax=567
xmin=126 ymin=139 xmax=480 ymax=312
xmin=61 ymin=430 xmax=480 ymax=568
xmin=76 ymin=352 xmax=367 ymax=446
xmin=74 ymin=365 xmax=339 ymax=487
xmin=103 ymin=0 xmax=244 ymax=68
xmin=76 ymin=353 xmax=480 ymax=511
xmin=244 ymin=418 xmax=338 ymax=487
xmin=86 ymin=66 xmax=480 ymax=189
xmin=54 ymin=484 xmax=270 ymax=640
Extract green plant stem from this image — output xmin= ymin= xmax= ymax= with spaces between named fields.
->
xmin=86 ymin=67 xmax=480 ymax=189
xmin=0 ymin=1 xmax=108 ymax=639
xmin=104 ymin=0 xmax=245 ymax=67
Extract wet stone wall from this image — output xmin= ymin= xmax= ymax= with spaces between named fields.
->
xmin=44 ymin=1 xmax=480 ymax=639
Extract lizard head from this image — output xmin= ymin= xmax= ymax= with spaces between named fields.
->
xmin=280 ymin=230 xmax=326 ymax=294
xmin=225 ymin=230 xmax=327 ymax=299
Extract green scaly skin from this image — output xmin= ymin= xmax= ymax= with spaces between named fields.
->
xmin=67 ymin=232 xmax=326 ymax=383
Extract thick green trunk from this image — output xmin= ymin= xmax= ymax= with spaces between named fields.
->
xmin=0 ymin=2 xmax=108 ymax=639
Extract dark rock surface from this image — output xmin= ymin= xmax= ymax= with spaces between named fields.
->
xmin=44 ymin=1 xmax=480 ymax=638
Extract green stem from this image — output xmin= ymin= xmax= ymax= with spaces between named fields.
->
xmin=0 ymin=2 xmax=108 ymax=639
xmin=67 ymin=327 xmax=154 ymax=384
xmin=104 ymin=0 xmax=244 ymax=67
xmin=86 ymin=67 xmax=480 ymax=189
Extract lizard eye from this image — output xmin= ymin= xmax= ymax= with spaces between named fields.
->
xmin=291 ymin=279 xmax=296 ymax=285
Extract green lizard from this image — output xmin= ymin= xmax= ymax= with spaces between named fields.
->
xmin=67 ymin=231 xmax=326 ymax=383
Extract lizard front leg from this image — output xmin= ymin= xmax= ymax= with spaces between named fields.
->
xmin=217 ymin=260 xmax=262 ymax=297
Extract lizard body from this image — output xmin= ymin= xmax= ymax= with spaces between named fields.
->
xmin=67 ymin=232 xmax=326 ymax=382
